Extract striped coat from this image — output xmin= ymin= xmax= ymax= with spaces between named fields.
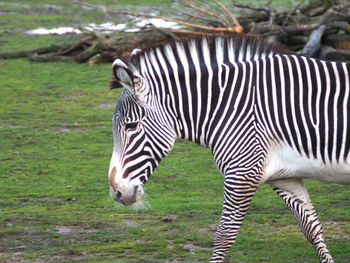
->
xmin=108 ymin=35 xmax=350 ymax=263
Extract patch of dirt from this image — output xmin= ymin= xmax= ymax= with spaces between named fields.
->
xmin=34 ymin=196 xmax=64 ymax=203
xmin=0 ymin=224 xmax=102 ymax=254
xmin=209 ymin=223 xmax=217 ymax=232
xmin=0 ymin=121 xmax=20 ymax=129
xmin=182 ymin=243 xmax=212 ymax=255
xmin=323 ymin=220 xmax=350 ymax=239
xmin=122 ymin=219 xmax=139 ymax=228
xmin=160 ymin=214 xmax=178 ymax=223
xmin=0 ymin=255 xmax=31 ymax=263
xmin=167 ymin=240 xmax=174 ymax=249
xmin=64 ymin=92 xmax=89 ymax=99
xmin=268 ymin=225 xmax=299 ymax=234
xmin=48 ymin=124 xmax=84 ymax=134
xmin=0 ymin=10 xmax=17 ymax=15
xmin=323 ymin=220 xmax=350 ymax=227
xmin=56 ymin=226 xmax=76 ymax=234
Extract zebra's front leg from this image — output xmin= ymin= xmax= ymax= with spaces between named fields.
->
xmin=269 ymin=179 xmax=334 ymax=263
xmin=210 ymin=178 xmax=258 ymax=262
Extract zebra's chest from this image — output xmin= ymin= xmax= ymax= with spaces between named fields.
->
xmin=264 ymin=143 xmax=350 ymax=185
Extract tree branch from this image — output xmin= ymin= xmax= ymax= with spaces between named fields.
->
xmin=104 ymin=9 xmax=241 ymax=33
xmin=232 ymin=0 xmax=274 ymax=27
xmin=212 ymin=0 xmax=242 ymax=31
xmin=178 ymin=0 xmax=230 ymax=27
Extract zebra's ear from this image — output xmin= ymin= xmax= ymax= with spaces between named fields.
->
xmin=111 ymin=58 xmax=149 ymax=103
xmin=111 ymin=59 xmax=134 ymax=90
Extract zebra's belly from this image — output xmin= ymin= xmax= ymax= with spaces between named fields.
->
xmin=264 ymin=143 xmax=350 ymax=185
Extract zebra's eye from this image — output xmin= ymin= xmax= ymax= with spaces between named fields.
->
xmin=125 ymin=122 xmax=138 ymax=131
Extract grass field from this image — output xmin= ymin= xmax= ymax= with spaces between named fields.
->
xmin=1 ymin=1 xmax=349 ymax=262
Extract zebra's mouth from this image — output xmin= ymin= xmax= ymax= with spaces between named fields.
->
xmin=123 ymin=182 xmax=144 ymax=206
xmin=133 ymin=183 xmax=144 ymax=201
xmin=110 ymin=180 xmax=144 ymax=206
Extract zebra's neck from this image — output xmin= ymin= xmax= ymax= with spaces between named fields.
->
xmin=151 ymin=58 xmax=254 ymax=149
xmin=135 ymin=35 xmax=285 ymax=145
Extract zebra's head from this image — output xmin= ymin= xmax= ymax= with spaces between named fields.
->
xmin=108 ymin=58 xmax=176 ymax=206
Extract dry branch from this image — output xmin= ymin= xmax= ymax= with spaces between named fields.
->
xmin=212 ymin=0 xmax=241 ymax=30
xmin=260 ymin=8 xmax=338 ymax=37
xmin=103 ymin=9 xmax=242 ymax=33
xmin=179 ymin=0 xmax=230 ymax=27
xmin=301 ymin=25 xmax=327 ymax=56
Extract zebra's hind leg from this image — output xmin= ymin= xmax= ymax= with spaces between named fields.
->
xmin=269 ymin=178 xmax=334 ymax=263
xmin=210 ymin=178 xmax=258 ymax=263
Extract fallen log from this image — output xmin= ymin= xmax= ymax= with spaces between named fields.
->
xmin=324 ymin=34 xmax=350 ymax=49
xmin=0 ymin=44 xmax=70 ymax=59
xmin=2 ymin=30 xmax=174 ymax=63
xmin=301 ymin=25 xmax=327 ymax=56
xmin=319 ymin=45 xmax=350 ymax=61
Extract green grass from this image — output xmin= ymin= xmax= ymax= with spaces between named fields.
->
xmin=1 ymin=1 xmax=349 ymax=262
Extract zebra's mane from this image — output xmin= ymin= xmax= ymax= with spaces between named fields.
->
xmin=129 ymin=34 xmax=289 ymax=72
xmin=110 ymin=35 xmax=289 ymax=90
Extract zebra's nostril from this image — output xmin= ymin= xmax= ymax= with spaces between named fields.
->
xmin=116 ymin=190 xmax=122 ymax=199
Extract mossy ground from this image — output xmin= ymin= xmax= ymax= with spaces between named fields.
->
xmin=0 ymin=1 xmax=349 ymax=262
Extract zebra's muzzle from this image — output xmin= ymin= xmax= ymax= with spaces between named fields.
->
xmin=114 ymin=189 xmax=122 ymax=201
xmin=110 ymin=181 xmax=144 ymax=206
xmin=109 ymin=164 xmax=145 ymax=206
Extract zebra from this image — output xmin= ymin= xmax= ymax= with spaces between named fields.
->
xmin=108 ymin=35 xmax=350 ymax=263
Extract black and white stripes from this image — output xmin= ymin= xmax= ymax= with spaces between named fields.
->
xmin=109 ymin=35 xmax=350 ymax=263
xmin=126 ymin=37 xmax=350 ymax=165
xmin=254 ymin=54 xmax=350 ymax=164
